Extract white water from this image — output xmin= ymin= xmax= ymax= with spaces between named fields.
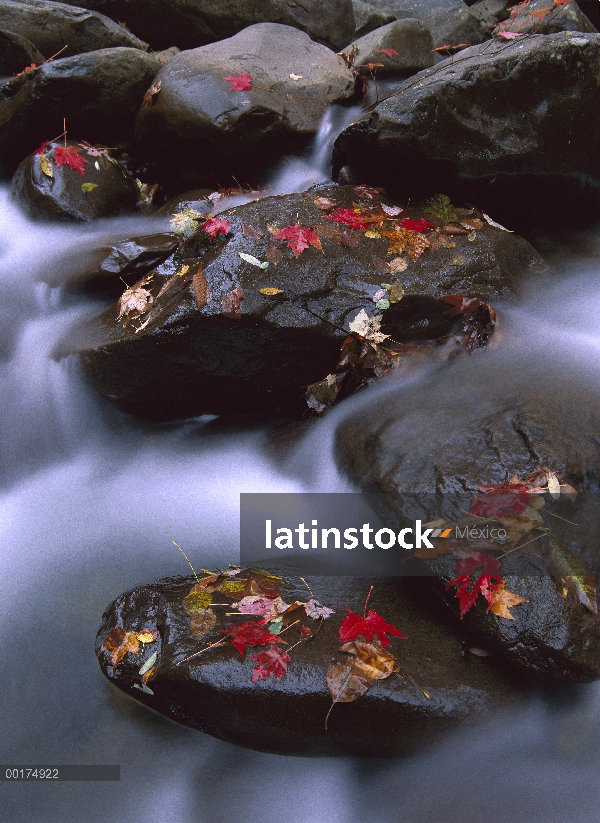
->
xmin=2 ymin=131 xmax=600 ymax=822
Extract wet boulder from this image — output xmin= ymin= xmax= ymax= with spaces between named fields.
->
xmin=0 ymin=29 xmax=45 ymax=77
xmin=0 ymin=0 xmax=147 ymax=59
xmin=134 ymin=24 xmax=355 ymax=190
xmin=468 ymin=0 xmax=510 ymax=37
xmin=333 ymin=33 xmax=600 ymax=229
xmin=95 ymin=570 xmax=528 ymax=757
xmin=365 ymin=0 xmax=485 ymax=48
xmin=10 ymin=140 xmax=138 ymax=221
xmin=0 ymin=47 xmax=161 ymax=175
xmin=334 ymin=335 xmax=600 ymax=682
xmin=352 ymin=0 xmax=396 ymax=38
xmin=42 ymin=231 xmax=178 ymax=288
xmin=67 ymin=185 xmax=547 ymax=421
xmin=346 ymin=19 xmax=435 ymax=77
xmin=56 ymin=0 xmax=356 ymax=52
xmin=493 ymin=0 xmax=597 ymax=37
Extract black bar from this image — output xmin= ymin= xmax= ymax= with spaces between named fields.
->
xmin=1 ymin=766 xmax=120 ymax=781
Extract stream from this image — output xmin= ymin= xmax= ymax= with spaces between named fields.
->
xmin=2 ymin=106 xmax=600 ymax=822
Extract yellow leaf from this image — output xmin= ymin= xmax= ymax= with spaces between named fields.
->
xmin=364 ymin=230 xmax=380 ymax=238
xmin=489 ymin=583 xmax=527 ymax=620
xmin=137 ymin=630 xmax=157 ymax=644
xmin=340 ymin=638 xmax=397 ymax=680
xmin=259 ymin=287 xmax=284 ymax=295
xmin=39 ymin=154 xmax=53 ymax=179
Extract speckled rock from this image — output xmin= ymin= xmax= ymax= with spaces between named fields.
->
xmin=369 ymin=0 xmax=485 ymax=48
xmin=347 ymin=19 xmax=435 ymax=76
xmin=95 ymin=571 xmax=528 ymax=756
xmin=493 ymin=0 xmax=597 ymax=37
xmin=0 ymin=28 xmax=45 ymax=77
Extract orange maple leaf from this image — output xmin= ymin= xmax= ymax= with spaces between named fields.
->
xmin=488 ymin=583 xmax=527 ymax=619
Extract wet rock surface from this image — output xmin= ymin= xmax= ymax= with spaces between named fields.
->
xmin=348 ymin=19 xmax=435 ymax=76
xmin=134 ymin=23 xmax=355 ymax=190
xmin=57 ymin=0 xmax=356 ymax=52
xmin=0 ymin=47 xmax=160 ymax=175
xmin=68 ymin=184 xmax=547 ymax=421
xmin=352 ymin=0 xmax=396 ymax=38
xmin=0 ymin=0 xmax=147 ymax=59
xmin=0 ymin=28 xmax=45 ymax=76
xmin=493 ymin=0 xmax=597 ymax=37
xmin=371 ymin=0 xmax=485 ymax=48
xmin=334 ymin=342 xmax=600 ymax=682
xmin=95 ymin=571 xmax=528 ymax=757
xmin=10 ymin=139 xmax=138 ymax=221
xmin=333 ymin=33 xmax=600 ymax=226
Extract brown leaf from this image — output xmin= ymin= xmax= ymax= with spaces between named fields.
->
xmin=314 ymin=224 xmax=359 ymax=247
xmin=221 ymin=286 xmax=244 ymax=319
xmin=193 ymin=265 xmax=211 ymax=309
xmin=371 ymin=255 xmax=390 ymax=274
xmin=340 ymin=638 xmax=397 ymax=680
xmin=382 ymin=228 xmax=429 ymax=259
xmin=325 ymin=663 xmax=373 ymax=728
xmin=266 ymin=243 xmax=283 ymax=266
xmin=314 ymin=196 xmax=336 ymax=212
xmin=189 ymin=608 xmax=217 ymax=640
xmin=100 ymin=627 xmax=156 ymax=667
xmin=488 ymin=583 xmax=527 ymax=619
xmin=242 ymin=222 xmax=264 ymax=239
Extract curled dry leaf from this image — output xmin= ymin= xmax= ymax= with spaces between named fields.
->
xmin=141 ymin=80 xmax=161 ymax=109
xmin=482 ymin=213 xmax=513 ymax=231
xmin=117 ymin=278 xmax=154 ymax=324
xmin=304 ymin=599 xmax=335 ymax=620
xmin=348 ymin=309 xmax=389 ymax=343
xmin=221 ymin=286 xmax=244 ymax=319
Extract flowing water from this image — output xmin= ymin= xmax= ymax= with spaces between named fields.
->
xmin=2 ymin=112 xmax=600 ymax=823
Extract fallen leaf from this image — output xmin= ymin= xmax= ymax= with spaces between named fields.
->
xmin=39 ymin=154 xmax=53 ymax=178
xmin=382 ymin=228 xmax=429 ymax=259
xmin=117 ymin=278 xmax=153 ymax=324
xmin=364 ymin=230 xmax=380 ymax=238
xmin=314 ymin=196 xmax=336 ymax=212
xmin=34 ymin=140 xmax=51 ymax=155
xmin=354 ymin=185 xmax=384 ymax=199
xmin=340 ymin=638 xmax=397 ymax=679
xmin=170 ymin=209 xmax=204 ymax=239
xmin=221 ymin=286 xmax=244 ymax=319
xmin=81 ymin=182 xmax=97 ymax=192
xmin=447 ymin=552 xmax=502 ymax=617
xmin=304 ymin=599 xmax=335 ymax=619
xmin=241 ymin=222 xmax=263 ymax=239
xmin=289 ymin=73 xmax=303 ymax=80
xmin=203 ymin=217 xmax=231 ymax=241
xmin=239 ymin=252 xmax=269 ymax=269
xmin=192 ymin=265 xmax=211 ymax=309
xmin=220 ymin=620 xmax=287 ymax=656
xmin=139 ymin=651 xmax=158 ymax=676
xmin=376 ymin=48 xmax=400 ymax=59
xmin=250 ymin=645 xmax=291 ymax=681
xmin=530 ymin=8 xmax=550 ymax=18
xmin=225 ymin=72 xmax=253 ymax=91
xmin=325 ymin=208 xmax=369 ymax=231
xmin=488 ymin=583 xmax=527 ymax=619
xmin=266 ymin=243 xmax=283 ymax=265
xmin=339 ymin=608 xmax=405 ymax=647
xmin=141 ymin=80 xmax=161 ymax=109
xmin=325 ymin=663 xmax=373 ymax=719
xmin=53 ymin=145 xmax=87 ymax=175
xmin=389 ymin=257 xmax=407 ymax=275
xmin=274 ymin=223 xmax=322 ymax=257
xmin=100 ymin=627 xmax=156 ymax=667
xmin=259 ymin=287 xmax=283 ymax=295
xmin=388 ymin=281 xmax=405 ymax=303
xmin=400 ymin=217 xmax=434 ymax=232
xmin=306 ymin=373 xmax=341 ymax=413
xmin=381 ymin=204 xmax=403 ymax=216
xmin=348 ymin=309 xmax=389 ymax=343
xmin=189 ymin=609 xmax=217 ymax=640
xmin=496 ymin=31 xmax=523 ymax=39
xmin=314 ymin=224 xmax=359 ymax=247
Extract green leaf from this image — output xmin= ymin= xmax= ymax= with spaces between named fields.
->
xmin=139 ymin=651 xmax=158 ymax=676
xmin=81 ymin=182 xmax=98 ymax=193
xmin=375 ymin=299 xmax=390 ymax=310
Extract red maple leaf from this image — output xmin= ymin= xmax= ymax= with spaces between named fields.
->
xmin=274 ymin=223 xmax=322 ymax=257
xmin=250 ymin=644 xmax=291 ymax=681
xmin=325 ymin=208 xmax=369 ymax=231
xmin=53 ymin=145 xmax=87 ymax=175
xmin=376 ymin=48 xmax=399 ymax=59
xmin=447 ymin=552 xmax=502 ymax=617
xmin=34 ymin=140 xmax=50 ymax=155
xmin=339 ymin=608 xmax=405 ymax=647
xmin=225 ymin=73 xmax=253 ymax=91
xmin=470 ymin=492 xmax=530 ymax=519
xmin=400 ymin=217 xmax=434 ymax=232
xmin=553 ymin=0 xmax=570 ymax=4
xmin=203 ymin=217 xmax=231 ymax=241
xmin=220 ymin=620 xmax=286 ymax=655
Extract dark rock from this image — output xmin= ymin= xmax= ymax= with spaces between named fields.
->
xmin=67 ymin=184 xmax=547 ymax=421
xmin=134 ymin=24 xmax=355 ymax=191
xmin=95 ymin=571 xmax=528 ymax=756
xmin=42 ymin=231 xmax=178 ymax=288
xmin=494 ymin=0 xmax=597 ymax=36
xmin=10 ymin=139 xmax=138 ymax=221
xmin=332 ymin=33 xmax=600 ymax=229
xmin=156 ymin=189 xmax=214 ymax=217
xmin=334 ymin=337 xmax=600 ymax=682
xmin=371 ymin=0 xmax=485 ymax=48
xmin=56 ymin=0 xmax=356 ymax=52
xmin=468 ymin=0 xmax=510 ymax=36
xmin=347 ymin=19 xmax=435 ymax=76
xmin=0 ymin=0 xmax=147 ymax=58
xmin=0 ymin=28 xmax=45 ymax=77
xmin=352 ymin=0 xmax=396 ymax=38
xmin=0 ymin=47 xmax=161 ymax=176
